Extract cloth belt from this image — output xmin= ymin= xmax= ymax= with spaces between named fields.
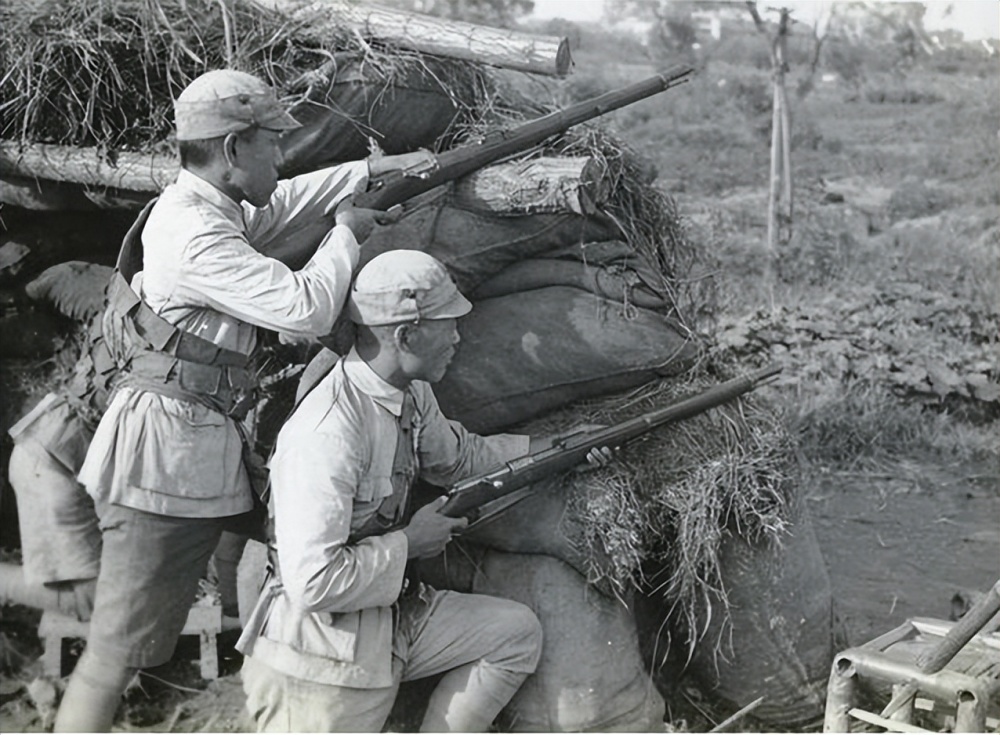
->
xmin=106 ymin=197 xmax=259 ymax=421
xmin=63 ymin=316 xmax=119 ymax=427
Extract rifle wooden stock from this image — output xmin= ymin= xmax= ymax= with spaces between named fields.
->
xmin=354 ymin=65 xmax=694 ymax=211
xmin=440 ymin=364 xmax=781 ymax=520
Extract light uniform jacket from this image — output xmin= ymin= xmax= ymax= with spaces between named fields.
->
xmin=77 ymin=163 xmax=369 ymax=518
xmin=236 ymin=349 xmax=529 ymax=688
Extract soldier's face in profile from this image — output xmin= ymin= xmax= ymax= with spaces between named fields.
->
xmin=401 ymin=318 xmax=460 ymax=384
xmin=231 ymin=127 xmax=282 ymax=207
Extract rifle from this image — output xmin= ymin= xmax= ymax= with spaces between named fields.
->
xmin=353 ymin=65 xmax=694 ymax=211
xmin=439 ymin=364 xmax=782 ymax=522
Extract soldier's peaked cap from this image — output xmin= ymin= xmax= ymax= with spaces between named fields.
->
xmin=174 ymin=69 xmax=301 ymax=141
xmin=348 ymin=250 xmax=472 ymax=326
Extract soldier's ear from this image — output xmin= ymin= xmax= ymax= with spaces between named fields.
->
xmin=394 ymin=324 xmax=415 ymax=351
xmin=222 ymin=133 xmax=239 ymax=168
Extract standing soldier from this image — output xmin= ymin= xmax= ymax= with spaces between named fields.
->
xmin=53 ymin=69 xmax=422 ymax=732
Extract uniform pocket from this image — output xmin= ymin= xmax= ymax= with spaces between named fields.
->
xmin=291 ymin=607 xmax=361 ymax=662
xmin=127 ymin=397 xmax=241 ymax=499
xmin=356 ymin=475 xmax=393 ymax=504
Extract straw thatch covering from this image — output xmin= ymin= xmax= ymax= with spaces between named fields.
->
xmin=517 ymin=355 xmax=796 ymax=639
xmin=0 ymin=0 xmax=490 ymax=151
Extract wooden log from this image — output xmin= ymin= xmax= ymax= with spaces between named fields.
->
xmin=248 ymin=0 xmax=572 ymax=76
xmin=0 ymin=140 xmax=176 ymax=193
xmin=451 ymin=156 xmax=608 ymax=215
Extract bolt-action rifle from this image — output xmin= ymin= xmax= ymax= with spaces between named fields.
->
xmin=353 ymin=65 xmax=694 ymax=211
xmin=439 ymin=364 xmax=782 ymax=522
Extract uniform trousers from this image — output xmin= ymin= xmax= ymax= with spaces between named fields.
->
xmin=242 ymin=588 xmax=543 ymax=732
xmin=86 ymin=504 xmax=256 ymax=667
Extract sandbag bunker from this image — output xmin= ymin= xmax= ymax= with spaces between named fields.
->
xmin=0 ymin=0 xmax=836 ymax=730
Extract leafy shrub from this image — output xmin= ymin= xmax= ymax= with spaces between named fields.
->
xmin=887 ymin=179 xmax=951 ymax=222
xmin=727 ymin=77 xmax=773 ymax=117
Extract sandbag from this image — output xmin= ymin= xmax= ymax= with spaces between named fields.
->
xmin=428 ymin=207 xmax=617 ymax=292
xmin=280 ymin=58 xmax=474 ymax=175
xmin=470 ymin=257 xmax=669 ymax=310
xmin=434 ymin=286 xmax=700 ymax=433
xmin=361 ymin=197 xmax=619 ymax=293
xmin=473 ymin=551 xmax=665 ymax=732
xmin=677 ymin=495 xmax=834 ymax=729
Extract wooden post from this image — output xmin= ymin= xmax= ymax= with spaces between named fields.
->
xmin=246 ymin=0 xmax=572 ymax=77
xmin=747 ymin=2 xmax=794 ymax=279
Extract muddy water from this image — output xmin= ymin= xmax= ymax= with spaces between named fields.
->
xmin=808 ymin=459 xmax=1000 ymax=648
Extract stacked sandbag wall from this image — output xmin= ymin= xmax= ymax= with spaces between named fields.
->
xmin=634 ymin=484 xmax=837 ymax=730
xmin=418 ymin=542 xmax=664 ymax=733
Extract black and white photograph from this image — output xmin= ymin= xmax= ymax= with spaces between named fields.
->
xmin=0 ymin=0 xmax=997 ymax=731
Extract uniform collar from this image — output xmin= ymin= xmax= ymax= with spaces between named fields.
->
xmin=343 ymin=347 xmax=405 ymax=417
xmin=175 ymin=169 xmax=245 ymax=224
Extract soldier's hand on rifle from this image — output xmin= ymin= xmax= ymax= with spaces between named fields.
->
xmin=584 ymin=445 xmax=615 ymax=468
xmin=402 ymin=496 xmax=468 ymax=559
xmin=335 ymin=196 xmax=403 ymax=244
xmin=530 ymin=424 xmax=618 ymax=469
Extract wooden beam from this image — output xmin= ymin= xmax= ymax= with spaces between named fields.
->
xmin=0 ymin=140 xmax=176 ymax=193
xmin=248 ymin=0 xmax=572 ymax=76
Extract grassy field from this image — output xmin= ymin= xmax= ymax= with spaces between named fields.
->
xmin=550 ymin=22 xmax=999 ymax=472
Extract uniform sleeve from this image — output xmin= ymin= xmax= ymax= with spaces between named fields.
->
xmin=270 ymin=429 xmax=408 ymax=615
xmin=242 ymin=161 xmax=370 ymax=265
xmin=414 ymin=383 xmax=530 ymax=488
xmin=174 ymin=223 xmax=359 ymax=339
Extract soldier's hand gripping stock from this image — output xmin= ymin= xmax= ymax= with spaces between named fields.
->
xmin=334 ymin=180 xmax=404 ymax=243
xmin=403 ymin=496 xmax=470 ymax=559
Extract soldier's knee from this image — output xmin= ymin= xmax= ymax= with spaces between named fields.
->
xmin=494 ymin=600 xmax=543 ymax=672
xmin=8 ymin=442 xmax=40 ymax=488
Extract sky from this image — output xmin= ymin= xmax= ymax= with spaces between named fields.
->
xmin=529 ymin=0 xmax=1000 ymax=41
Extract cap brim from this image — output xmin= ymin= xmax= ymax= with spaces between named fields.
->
xmin=259 ymin=109 xmax=302 ymax=132
xmin=429 ymin=291 xmax=473 ymax=320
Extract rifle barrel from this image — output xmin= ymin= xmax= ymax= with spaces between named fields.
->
xmin=354 ymin=65 xmax=694 ymax=210
xmin=440 ymin=364 xmax=781 ymax=519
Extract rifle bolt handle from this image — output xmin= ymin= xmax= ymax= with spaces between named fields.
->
xmin=492 ymin=480 xmax=504 ymax=489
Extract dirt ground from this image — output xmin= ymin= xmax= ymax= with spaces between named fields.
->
xmin=810 ymin=460 xmax=999 ymax=647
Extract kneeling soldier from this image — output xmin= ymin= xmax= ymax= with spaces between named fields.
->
xmin=238 ymin=250 xmax=547 ymax=732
